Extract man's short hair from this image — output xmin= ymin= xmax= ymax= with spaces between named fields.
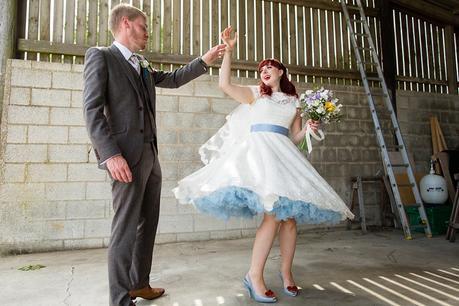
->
xmin=109 ymin=3 xmax=147 ymax=36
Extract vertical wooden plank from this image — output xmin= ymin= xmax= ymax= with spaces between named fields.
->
xmin=320 ymin=9 xmax=327 ymax=79
xmin=312 ymin=9 xmax=320 ymax=68
xmin=426 ymin=23 xmax=435 ymax=92
xmin=27 ymin=0 xmax=39 ymax=61
xmin=327 ymin=10 xmax=336 ymax=84
xmin=438 ymin=27 xmax=446 ymax=93
xmin=211 ymin=0 xmax=218 ymax=47
xmin=255 ymin=0 xmax=262 ymax=62
xmin=432 ymin=25 xmax=440 ymax=93
xmin=289 ymin=4 xmax=297 ymax=66
xmin=445 ymin=25 xmax=458 ymax=94
xmin=64 ymin=0 xmax=75 ymax=63
xmin=142 ymin=0 xmax=151 ymax=52
xmin=413 ymin=17 xmax=423 ymax=92
xmin=272 ymin=1 xmax=280 ymax=60
xmin=230 ymin=0 xmax=238 ymax=77
xmin=163 ymin=0 xmax=171 ymax=53
xmin=320 ymin=9 xmax=327 ymax=66
xmin=153 ymin=0 xmax=162 ymax=52
xmin=247 ymin=0 xmax=255 ymax=77
xmin=280 ymin=3 xmax=288 ymax=64
xmin=305 ymin=7 xmax=312 ymax=68
xmin=182 ymin=0 xmax=191 ymax=55
xmin=172 ymin=0 xmax=181 ymax=53
xmin=407 ymin=15 xmax=416 ymax=90
xmin=172 ymin=0 xmax=181 ymax=70
xmin=87 ymin=0 xmax=98 ymax=46
xmin=202 ymin=0 xmax=210 ymax=53
xmin=394 ymin=11 xmax=403 ymax=90
xmin=39 ymin=0 xmax=51 ymax=62
xmin=297 ymin=5 xmax=305 ymax=82
xmin=99 ymin=0 xmax=109 ymax=46
xmin=109 ymin=0 xmax=120 ymax=45
xmin=221 ymin=0 xmax=228 ymax=31
xmin=16 ymin=0 xmax=28 ymax=60
xmin=335 ymin=11 xmax=343 ymax=84
xmin=52 ymin=0 xmax=64 ymax=62
xmin=230 ymin=0 xmax=237 ymax=32
xmin=211 ymin=0 xmax=218 ymax=75
xmin=419 ymin=19 xmax=428 ymax=92
xmin=75 ymin=0 xmax=86 ymax=64
xmin=341 ymin=9 xmax=350 ymax=85
xmin=193 ymin=0 xmax=200 ymax=55
xmin=238 ymin=0 xmax=246 ymax=76
xmin=264 ymin=1 xmax=272 ymax=59
xmin=400 ymin=12 xmax=410 ymax=90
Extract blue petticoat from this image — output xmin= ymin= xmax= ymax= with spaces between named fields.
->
xmin=194 ymin=186 xmax=343 ymax=224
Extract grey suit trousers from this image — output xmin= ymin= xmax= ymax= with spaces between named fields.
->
xmin=108 ymin=143 xmax=162 ymax=306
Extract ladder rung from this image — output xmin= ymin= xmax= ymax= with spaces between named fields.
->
xmin=357 ymin=47 xmax=373 ymax=51
xmin=389 ymin=163 xmax=409 ymax=167
xmin=354 ymin=33 xmax=368 ymax=37
xmin=357 ymin=61 xmax=376 ymax=66
xmin=350 ymin=18 xmax=364 ymax=23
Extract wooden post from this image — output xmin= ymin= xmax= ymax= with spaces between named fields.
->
xmin=380 ymin=0 xmax=397 ymax=110
xmin=445 ymin=25 xmax=458 ymax=95
xmin=0 ymin=0 xmax=18 ymax=121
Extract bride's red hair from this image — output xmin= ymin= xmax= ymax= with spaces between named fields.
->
xmin=257 ymin=59 xmax=298 ymax=98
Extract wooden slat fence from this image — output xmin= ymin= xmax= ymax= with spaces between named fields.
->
xmin=15 ymin=0 xmax=458 ymax=93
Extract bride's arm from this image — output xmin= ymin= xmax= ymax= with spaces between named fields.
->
xmin=219 ymin=26 xmax=254 ymax=104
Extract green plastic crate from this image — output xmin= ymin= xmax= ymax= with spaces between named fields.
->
xmin=405 ymin=205 xmax=453 ymax=235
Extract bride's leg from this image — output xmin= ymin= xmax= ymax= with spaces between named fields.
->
xmin=248 ymin=214 xmax=280 ymax=295
xmin=279 ymin=218 xmax=297 ymax=287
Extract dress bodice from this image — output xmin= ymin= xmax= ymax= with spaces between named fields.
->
xmin=249 ymin=87 xmax=299 ymax=129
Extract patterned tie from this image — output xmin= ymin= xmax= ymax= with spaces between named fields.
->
xmin=129 ymin=54 xmax=140 ymax=75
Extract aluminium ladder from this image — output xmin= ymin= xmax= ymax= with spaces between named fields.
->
xmin=340 ymin=0 xmax=432 ymax=239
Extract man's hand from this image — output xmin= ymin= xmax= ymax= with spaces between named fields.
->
xmin=201 ymin=44 xmax=227 ymax=66
xmin=106 ymin=155 xmax=132 ymax=183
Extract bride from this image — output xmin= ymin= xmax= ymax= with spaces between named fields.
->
xmin=173 ymin=26 xmax=354 ymax=303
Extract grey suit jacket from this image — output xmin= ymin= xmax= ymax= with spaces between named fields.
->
xmin=83 ymin=44 xmax=208 ymax=168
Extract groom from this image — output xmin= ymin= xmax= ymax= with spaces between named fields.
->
xmin=83 ymin=3 xmax=225 ymax=306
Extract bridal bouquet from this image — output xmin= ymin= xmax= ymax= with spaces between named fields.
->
xmin=298 ymin=87 xmax=343 ymax=154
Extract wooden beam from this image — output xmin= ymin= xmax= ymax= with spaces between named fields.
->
xmin=17 ymin=38 xmax=371 ymax=80
xmin=267 ymin=0 xmax=379 ymax=17
xmin=444 ymin=26 xmax=458 ymax=94
xmin=390 ymin=0 xmax=459 ymax=26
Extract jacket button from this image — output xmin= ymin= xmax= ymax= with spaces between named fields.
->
xmin=138 ymin=106 xmax=143 ymax=111
xmin=140 ymin=129 xmax=144 ymax=133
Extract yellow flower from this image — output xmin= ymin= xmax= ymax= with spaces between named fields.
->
xmin=325 ymin=101 xmax=336 ymax=112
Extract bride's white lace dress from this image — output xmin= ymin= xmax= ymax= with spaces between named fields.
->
xmin=173 ymin=86 xmax=354 ymax=224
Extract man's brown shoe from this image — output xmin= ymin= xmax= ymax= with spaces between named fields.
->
xmin=129 ymin=285 xmax=165 ymax=300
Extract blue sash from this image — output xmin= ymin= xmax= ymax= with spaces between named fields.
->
xmin=250 ymin=124 xmax=289 ymax=136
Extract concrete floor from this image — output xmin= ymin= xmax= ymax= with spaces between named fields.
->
xmin=1 ymin=229 xmax=459 ymax=306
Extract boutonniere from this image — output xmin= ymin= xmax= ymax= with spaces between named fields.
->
xmin=139 ymin=59 xmax=154 ymax=73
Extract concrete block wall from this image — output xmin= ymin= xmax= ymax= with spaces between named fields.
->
xmin=1 ymin=59 xmax=458 ymax=254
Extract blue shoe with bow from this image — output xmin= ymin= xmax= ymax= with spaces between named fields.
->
xmin=243 ymin=274 xmax=278 ymax=303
